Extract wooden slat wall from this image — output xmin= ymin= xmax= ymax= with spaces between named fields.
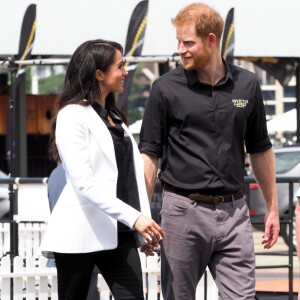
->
xmin=0 ymin=95 xmax=56 ymax=135
xmin=0 ymin=95 xmax=8 ymax=135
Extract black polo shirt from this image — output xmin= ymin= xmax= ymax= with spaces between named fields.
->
xmin=139 ymin=62 xmax=272 ymax=194
xmin=92 ymin=102 xmax=140 ymax=231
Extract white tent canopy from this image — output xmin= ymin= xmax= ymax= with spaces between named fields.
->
xmin=267 ymin=109 xmax=297 ymax=133
xmin=129 ymin=119 xmax=142 ymax=135
xmin=1 ymin=0 xmax=300 ymax=57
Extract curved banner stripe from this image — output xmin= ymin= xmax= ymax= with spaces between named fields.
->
xmin=20 ymin=20 xmax=36 ymax=61
xmin=221 ymin=7 xmax=234 ymax=64
xmin=18 ymin=20 xmax=36 ymax=72
xmin=17 ymin=4 xmax=37 ymax=74
xmin=223 ymin=22 xmax=234 ymax=61
xmin=119 ymin=0 xmax=149 ymax=110
xmin=125 ymin=15 xmax=148 ymax=64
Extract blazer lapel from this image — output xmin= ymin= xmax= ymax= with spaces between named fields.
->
xmin=85 ymin=105 xmax=116 ymax=164
xmin=122 ymin=123 xmax=142 ymax=168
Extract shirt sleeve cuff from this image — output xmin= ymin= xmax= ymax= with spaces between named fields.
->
xmin=139 ymin=142 xmax=162 ymax=158
xmin=246 ymin=137 xmax=272 ymax=154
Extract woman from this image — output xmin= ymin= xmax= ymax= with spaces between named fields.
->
xmin=40 ymin=39 xmax=165 ymax=300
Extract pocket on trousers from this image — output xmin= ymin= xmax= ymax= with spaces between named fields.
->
xmin=161 ymin=194 xmax=191 ymax=217
xmin=235 ymin=198 xmax=250 ymax=218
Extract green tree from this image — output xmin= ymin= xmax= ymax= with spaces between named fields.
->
xmin=25 ymin=67 xmax=32 ymax=93
xmin=39 ymin=73 xmax=65 ymax=95
xmin=123 ymin=63 xmax=150 ymax=124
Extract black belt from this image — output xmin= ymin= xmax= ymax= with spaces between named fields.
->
xmin=164 ymin=185 xmax=244 ymax=205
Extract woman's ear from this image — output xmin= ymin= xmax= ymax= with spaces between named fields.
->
xmin=95 ymin=69 xmax=104 ymax=81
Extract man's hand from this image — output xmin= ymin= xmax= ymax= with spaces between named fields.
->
xmin=262 ymin=209 xmax=280 ymax=249
xmin=250 ymin=149 xmax=279 ymax=249
xmin=141 ymin=243 xmax=156 ymax=256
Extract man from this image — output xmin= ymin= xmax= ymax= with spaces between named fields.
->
xmin=47 ymin=164 xmax=100 ymax=300
xmin=139 ymin=3 xmax=279 ymax=299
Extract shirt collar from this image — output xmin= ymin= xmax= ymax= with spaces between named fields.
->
xmin=92 ymin=101 xmax=108 ymax=119
xmin=185 ymin=58 xmax=233 ymax=87
xmin=92 ymin=101 xmax=122 ymax=124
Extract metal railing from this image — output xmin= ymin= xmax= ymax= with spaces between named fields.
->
xmin=0 ymin=176 xmax=299 ymax=300
xmin=0 ymin=177 xmax=48 ymax=259
xmin=245 ymin=175 xmax=300 ymax=300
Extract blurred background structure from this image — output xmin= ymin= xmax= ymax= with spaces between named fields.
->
xmin=0 ymin=0 xmax=300 ymax=177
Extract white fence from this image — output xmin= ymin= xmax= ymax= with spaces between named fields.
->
xmin=0 ymin=222 xmax=47 ymax=258
xmin=0 ymin=256 xmax=57 ymax=300
xmin=0 ymin=196 xmax=218 ymax=300
xmin=0 ymin=253 xmax=219 ymax=300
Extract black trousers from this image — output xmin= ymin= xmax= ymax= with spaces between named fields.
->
xmin=53 ymin=231 xmax=144 ymax=300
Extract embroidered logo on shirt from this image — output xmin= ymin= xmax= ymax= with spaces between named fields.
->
xmin=232 ymin=99 xmax=248 ymax=108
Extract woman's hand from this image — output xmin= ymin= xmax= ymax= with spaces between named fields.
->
xmin=133 ymin=214 xmax=165 ymax=247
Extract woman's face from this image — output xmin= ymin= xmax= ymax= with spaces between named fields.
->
xmin=98 ymin=49 xmax=128 ymax=96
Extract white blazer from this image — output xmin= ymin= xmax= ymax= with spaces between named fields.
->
xmin=40 ymin=104 xmax=151 ymax=258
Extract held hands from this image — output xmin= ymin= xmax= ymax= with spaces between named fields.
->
xmin=133 ymin=214 xmax=165 ymax=255
xmin=140 ymin=243 xmax=156 ymax=256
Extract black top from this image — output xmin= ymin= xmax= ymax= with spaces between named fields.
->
xmin=92 ymin=102 xmax=140 ymax=231
xmin=139 ymin=62 xmax=272 ymax=194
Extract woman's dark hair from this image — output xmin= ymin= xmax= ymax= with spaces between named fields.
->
xmin=49 ymin=39 xmax=127 ymax=162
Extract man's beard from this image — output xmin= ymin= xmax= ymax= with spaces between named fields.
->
xmin=182 ymin=48 xmax=211 ymax=70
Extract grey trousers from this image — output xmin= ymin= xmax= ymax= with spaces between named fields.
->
xmin=160 ymin=191 xmax=255 ymax=300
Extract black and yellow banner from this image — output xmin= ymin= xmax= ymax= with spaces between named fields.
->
xmin=221 ymin=8 xmax=234 ymax=64
xmin=7 ymin=4 xmax=36 ymax=175
xmin=16 ymin=4 xmax=36 ymax=76
xmin=118 ymin=0 xmax=149 ymax=110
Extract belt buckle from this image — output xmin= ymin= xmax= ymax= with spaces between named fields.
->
xmin=214 ymin=195 xmax=224 ymax=205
